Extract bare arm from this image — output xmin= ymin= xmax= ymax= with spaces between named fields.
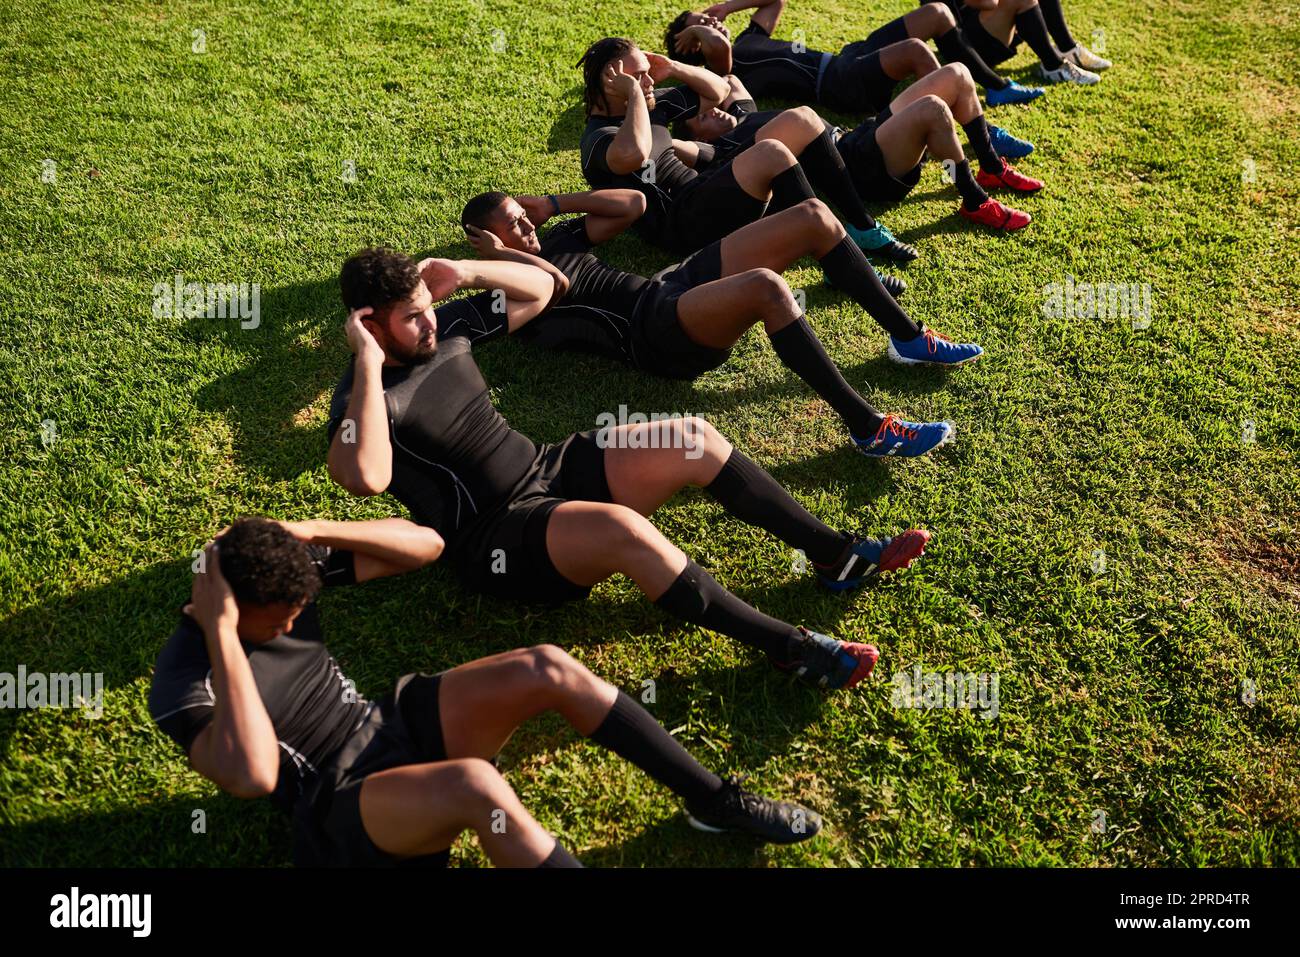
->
xmin=437 ymin=258 xmax=555 ymax=331
xmin=518 ymin=189 xmax=648 ymax=243
xmin=603 ymin=63 xmax=654 ymax=175
xmin=465 ymin=224 xmax=571 ymax=308
xmin=279 ymin=518 xmax=445 ymax=582
xmin=186 ymin=543 xmax=280 ymax=799
xmin=675 ymin=24 xmax=734 ymax=74
xmin=672 ymin=139 xmax=705 ymax=168
xmin=705 ymin=0 xmax=785 ymax=34
xmin=327 ymin=309 xmax=392 ymax=497
xmin=649 ymin=53 xmax=731 ymax=113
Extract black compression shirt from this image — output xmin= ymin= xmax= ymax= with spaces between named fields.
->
xmin=149 ymin=546 xmax=367 ymax=812
xmin=580 ymin=86 xmax=705 ymax=246
xmin=731 ymin=19 xmax=831 ymax=101
xmin=517 ymin=216 xmax=650 ymax=362
xmin=327 ymin=293 xmax=544 ymax=547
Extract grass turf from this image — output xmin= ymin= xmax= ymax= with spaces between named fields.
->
xmin=1 ymin=0 xmax=1297 ymax=867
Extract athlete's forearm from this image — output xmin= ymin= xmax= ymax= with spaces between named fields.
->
xmin=455 ymin=259 xmax=552 ymax=305
xmin=290 ymin=518 xmax=444 ymax=570
xmin=328 ymin=355 xmax=392 ymax=496
xmin=198 ymin=620 xmax=280 ymax=797
xmin=699 ymin=32 xmax=734 ymax=74
xmin=608 ymin=90 xmax=654 ymax=172
xmin=665 ymin=59 xmax=730 ymax=107
xmin=473 ymin=246 xmax=569 ymax=309
xmin=556 ymin=189 xmax=643 ymax=219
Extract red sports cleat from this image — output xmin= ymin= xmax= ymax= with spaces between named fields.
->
xmin=976 ymin=159 xmax=1044 ymax=193
xmin=959 ymin=199 xmax=1032 ymax=231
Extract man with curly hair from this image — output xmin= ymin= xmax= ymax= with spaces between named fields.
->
xmin=150 ymin=517 xmax=825 ymax=866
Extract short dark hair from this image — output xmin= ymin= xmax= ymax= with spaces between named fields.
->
xmin=576 ymin=37 xmax=636 ymax=116
xmin=665 ymin=12 xmax=704 ymax=65
xmin=339 ymin=247 xmax=421 ymax=314
xmin=217 ymin=519 xmax=322 ymax=609
xmin=461 ymin=191 xmax=510 ymax=231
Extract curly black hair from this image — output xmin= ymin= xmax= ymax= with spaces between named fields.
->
xmin=664 ymin=11 xmax=705 ymax=65
xmin=339 ymin=247 xmax=421 ymax=314
xmin=217 ymin=518 xmax=321 ymax=608
xmin=576 ymin=37 xmax=636 ymax=116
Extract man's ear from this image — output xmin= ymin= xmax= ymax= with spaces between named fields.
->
xmin=360 ymin=314 xmax=385 ymax=342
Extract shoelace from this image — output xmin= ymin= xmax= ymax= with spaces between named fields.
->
xmin=874 ymin=414 xmax=919 ymax=444
xmin=923 ymin=327 xmax=953 ymax=355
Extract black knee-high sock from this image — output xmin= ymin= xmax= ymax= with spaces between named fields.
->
xmin=767 ymin=162 xmax=817 ymax=214
xmin=817 ymin=237 xmax=922 ymax=339
xmin=797 ymin=128 xmax=876 ymax=231
xmin=1038 ymin=0 xmax=1078 ymax=53
xmin=1015 ymin=5 xmax=1065 ymax=70
xmin=952 ymin=159 xmax=990 ymax=210
xmin=935 ymin=27 xmax=1009 ymax=91
xmin=961 ymin=116 xmax=1002 ymax=173
xmin=704 ymin=449 xmax=850 ymax=563
xmin=588 ymin=691 xmax=724 ymax=805
xmin=769 ymin=316 xmax=885 ymax=437
xmin=537 ymin=842 xmax=583 ymax=868
xmin=654 ymin=559 xmax=802 ymax=657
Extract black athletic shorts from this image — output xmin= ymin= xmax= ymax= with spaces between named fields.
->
xmin=652 ymin=238 xmax=723 ymax=288
xmin=450 ymin=430 xmax=614 ymax=603
xmin=628 ymin=279 xmax=733 ymax=380
xmin=293 ymin=672 xmax=450 ymax=868
xmin=820 ymin=45 xmax=896 ymax=116
xmin=665 ymin=166 xmax=767 ymax=254
xmin=836 ymin=113 xmax=922 ymax=203
xmin=961 ymin=6 xmax=1020 ymax=67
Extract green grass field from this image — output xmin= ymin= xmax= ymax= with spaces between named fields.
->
xmin=2 ymin=0 xmax=1297 ymax=867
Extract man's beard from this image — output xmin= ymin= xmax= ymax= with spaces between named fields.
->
xmin=388 ymin=336 xmax=437 ymax=366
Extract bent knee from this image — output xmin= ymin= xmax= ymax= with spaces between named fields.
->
xmin=918 ymin=94 xmax=954 ymax=123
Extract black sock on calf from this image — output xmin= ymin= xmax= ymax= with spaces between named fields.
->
xmin=588 ymin=691 xmax=724 ymax=805
xmin=767 ymin=163 xmax=817 ymax=214
xmin=961 ymin=116 xmax=1003 ymax=173
xmin=654 ymin=559 xmax=803 ymax=656
xmin=935 ymin=27 xmax=1009 ymax=91
xmin=817 ymin=237 xmax=923 ymax=339
xmin=769 ymin=317 xmax=884 ymax=437
xmin=797 ymin=128 xmax=876 ymax=231
xmin=705 ymin=451 xmax=850 ymax=564
xmin=537 ymin=842 xmax=584 ymax=868
xmin=1015 ymin=6 xmax=1065 ymax=70
xmin=1038 ymin=0 xmax=1078 ymax=53
xmin=952 ymin=159 xmax=990 ymax=210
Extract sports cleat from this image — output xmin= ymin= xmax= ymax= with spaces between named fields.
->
xmin=985 ymin=80 xmax=1045 ymax=106
xmin=988 ymin=124 xmax=1035 ymax=159
xmin=846 ymin=221 xmax=920 ymax=264
xmin=958 ymin=198 xmax=1032 ymax=231
xmin=1038 ymin=60 xmax=1101 ymax=85
xmin=1063 ymin=43 xmax=1111 ymax=71
xmin=814 ymin=530 xmax=931 ymax=592
xmin=853 ymin=415 xmax=954 ymax=458
xmin=770 ymin=627 xmax=879 ymax=689
xmin=686 ymin=775 xmax=824 ymax=843
xmin=888 ymin=326 xmax=984 ymax=366
xmin=975 ymin=158 xmax=1044 ymax=193
xmin=875 ymin=266 xmax=906 ymax=299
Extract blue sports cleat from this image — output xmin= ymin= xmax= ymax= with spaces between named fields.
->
xmin=845 ymin=221 xmax=920 ymax=263
xmin=815 ymin=530 xmax=931 ymax=592
xmin=988 ymin=124 xmax=1035 ymax=159
xmin=888 ymin=326 xmax=983 ymax=366
xmin=986 ymin=81 xmax=1046 ymax=106
xmin=853 ymin=415 xmax=955 ymax=458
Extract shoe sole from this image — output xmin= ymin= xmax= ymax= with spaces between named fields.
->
xmin=887 ymin=340 xmax=985 ymax=366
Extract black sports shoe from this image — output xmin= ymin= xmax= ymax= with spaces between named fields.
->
xmin=686 ymin=775 xmax=823 ymax=844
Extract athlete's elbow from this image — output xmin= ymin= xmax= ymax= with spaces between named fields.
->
xmin=608 ymin=144 xmax=650 ymax=175
xmin=332 ymin=460 xmax=389 ymax=497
